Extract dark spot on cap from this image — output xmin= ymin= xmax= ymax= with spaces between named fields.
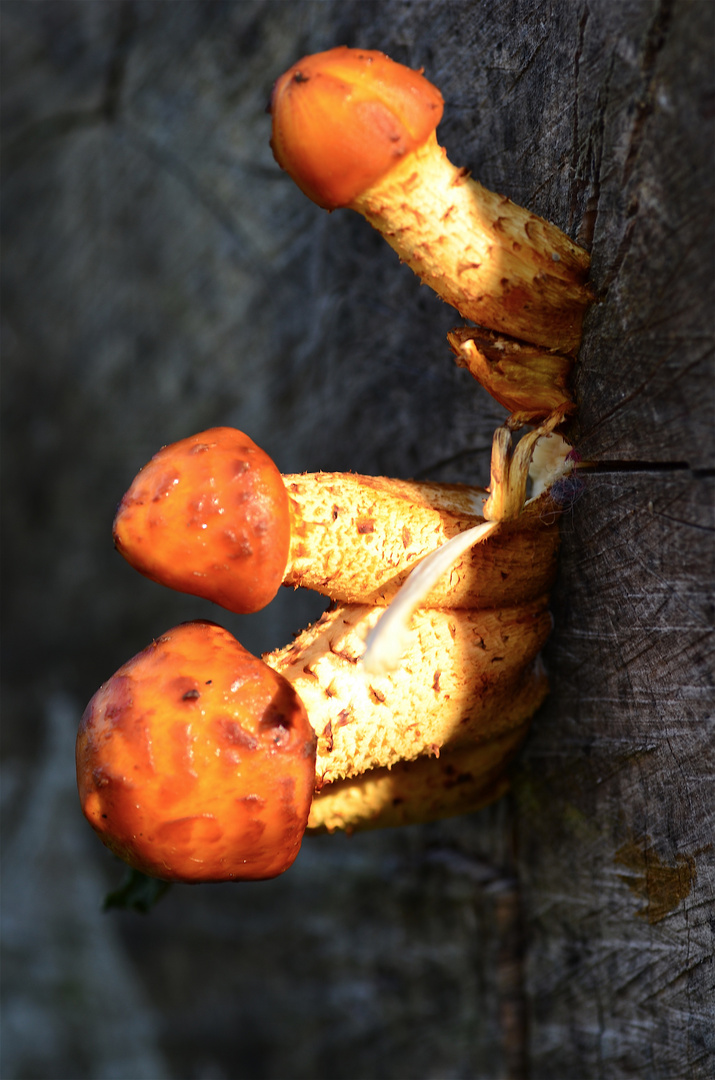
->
xmin=169 ymin=676 xmax=200 ymax=701
xmin=293 ymin=70 xmax=309 ymax=83
xmin=228 ymin=538 xmax=253 ymax=559
xmin=238 ymin=793 xmax=266 ymax=808
xmin=260 ymin=701 xmax=294 ymax=732
xmin=218 ymin=720 xmax=258 ymax=751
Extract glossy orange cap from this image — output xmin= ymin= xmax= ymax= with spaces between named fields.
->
xmin=270 ymin=46 xmax=444 ymax=209
xmin=76 ymin=621 xmax=317 ymax=882
xmin=113 ymin=428 xmax=290 ymax=614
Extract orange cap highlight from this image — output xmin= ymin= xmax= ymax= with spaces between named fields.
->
xmin=270 ymin=46 xmax=444 ymax=209
xmin=77 ymin=621 xmax=317 ymax=882
xmin=113 ymin=428 xmax=290 ymax=615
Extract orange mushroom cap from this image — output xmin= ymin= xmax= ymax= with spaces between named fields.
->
xmin=269 ymin=45 xmax=444 ymax=209
xmin=113 ymin=428 xmax=290 ymax=615
xmin=76 ymin=621 xmax=317 ymax=882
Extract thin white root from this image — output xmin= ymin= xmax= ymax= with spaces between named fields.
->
xmin=361 ymin=415 xmax=575 ymax=676
xmin=361 ymin=520 xmax=498 ymax=674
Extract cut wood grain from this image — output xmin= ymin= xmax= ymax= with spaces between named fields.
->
xmin=518 ymin=472 xmax=714 ymax=1077
xmin=2 ymin=0 xmax=712 ymax=1078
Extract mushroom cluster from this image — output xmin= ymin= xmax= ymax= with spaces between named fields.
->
xmin=78 ymin=47 xmax=592 ymax=884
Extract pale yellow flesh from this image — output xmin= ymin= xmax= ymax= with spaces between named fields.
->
xmin=263 ymin=600 xmax=551 ymax=785
xmin=448 ymin=327 xmax=576 ymax=422
xmin=351 ymin=132 xmax=592 ymax=355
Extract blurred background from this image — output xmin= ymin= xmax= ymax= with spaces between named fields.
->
xmin=2 ymin=2 xmax=712 ymax=1078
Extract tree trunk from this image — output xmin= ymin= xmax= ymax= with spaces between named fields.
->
xmin=2 ymin=1 xmax=712 ymax=1077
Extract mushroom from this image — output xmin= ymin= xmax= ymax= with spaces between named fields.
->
xmin=114 ymin=427 xmax=561 ymax=614
xmin=81 ymin=420 xmax=577 ymax=877
xmin=113 ymin=428 xmax=291 ymax=615
xmin=76 ymin=620 xmax=317 ymax=882
xmin=270 ymin=46 xmax=593 ymax=355
xmin=77 ymin=598 xmax=550 ymax=880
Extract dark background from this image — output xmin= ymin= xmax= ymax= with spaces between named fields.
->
xmin=2 ymin=2 xmax=713 ymax=1077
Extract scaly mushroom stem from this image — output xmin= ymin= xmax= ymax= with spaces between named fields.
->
xmin=351 ymin=132 xmax=593 ymax=354
xmin=283 ymin=471 xmax=560 ymax=610
xmin=264 ymin=599 xmax=551 ymax=785
xmin=307 ymin=722 xmax=531 ymax=834
xmin=270 ymin=47 xmax=594 ymax=356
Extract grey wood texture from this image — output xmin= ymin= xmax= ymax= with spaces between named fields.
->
xmin=2 ymin=1 xmax=712 ymax=1078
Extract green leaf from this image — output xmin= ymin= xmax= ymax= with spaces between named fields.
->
xmin=103 ymin=867 xmax=172 ymax=914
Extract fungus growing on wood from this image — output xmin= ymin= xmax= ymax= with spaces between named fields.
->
xmin=362 ymin=416 xmax=570 ymax=674
xmin=114 ymin=427 xmax=561 ymax=614
xmin=448 ymin=326 xmax=576 ymax=423
xmin=77 ymin=44 xmax=591 ymax=887
xmin=270 ymin=46 xmax=593 ymax=355
xmin=80 ymin=415 xmax=578 ymax=879
xmin=76 ymin=620 xmax=316 ymax=882
xmin=77 ymin=597 xmax=550 ymax=880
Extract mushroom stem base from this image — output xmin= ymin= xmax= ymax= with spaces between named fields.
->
xmin=307 ymin=720 xmax=532 ymax=833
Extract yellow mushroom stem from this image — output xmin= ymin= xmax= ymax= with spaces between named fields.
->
xmin=281 ymin=472 xmax=560 ymax=611
xmin=351 ymin=132 xmax=594 ymax=355
xmin=279 ymin=427 xmax=574 ymax=834
xmin=264 ymin=599 xmax=551 ymax=787
xmin=307 ymin=722 xmax=530 ymax=834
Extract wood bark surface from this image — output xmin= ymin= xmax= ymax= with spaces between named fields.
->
xmin=1 ymin=2 xmax=712 ymax=1078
